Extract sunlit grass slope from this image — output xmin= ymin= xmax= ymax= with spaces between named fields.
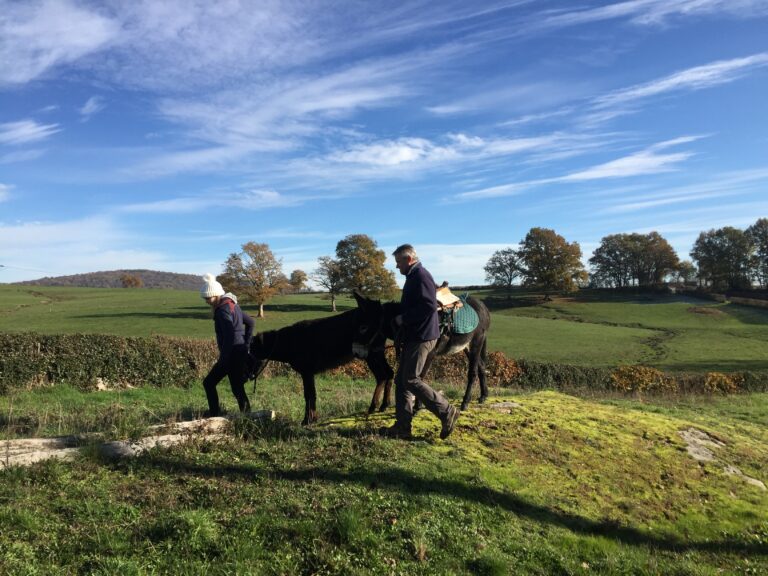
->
xmin=1 ymin=386 xmax=766 ymax=574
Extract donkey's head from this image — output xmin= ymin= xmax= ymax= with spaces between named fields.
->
xmin=351 ymin=291 xmax=388 ymax=359
xmin=248 ymin=331 xmax=272 ymax=377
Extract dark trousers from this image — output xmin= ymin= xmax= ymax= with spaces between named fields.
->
xmin=203 ymin=344 xmax=251 ymax=415
xmin=395 ymin=339 xmax=451 ymax=431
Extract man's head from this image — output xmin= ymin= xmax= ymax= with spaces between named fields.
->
xmin=200 ymin=273 xmax=225 ymax=306
xmin=392 ymin=244 xmax=418 ymax=276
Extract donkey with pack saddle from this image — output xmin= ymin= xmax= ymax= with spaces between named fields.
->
xmin=351 ymin=286 xmax=491 ymax=412
xmin=249 ymin=307 xmax=394 ymax=425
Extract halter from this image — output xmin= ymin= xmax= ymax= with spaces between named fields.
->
xmin=352 ymin=313 xmax=388 ymax=358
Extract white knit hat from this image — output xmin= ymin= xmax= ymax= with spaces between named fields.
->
xmin=200 ymin=273 xmax=225 ymax=298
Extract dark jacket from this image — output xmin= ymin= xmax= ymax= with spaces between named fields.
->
xmin=400 ymin=262 xmax=439 ymax=342
xmin=214 ymin=294 xmax=255 ymax=363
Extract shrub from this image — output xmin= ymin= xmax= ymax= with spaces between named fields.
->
xmin=485 ymin=351 xmax=523 ymax=386
xmin=515 ymin=359 xmax=612 ymax=391
xmin=702 ymin=372 xmax=741 ymax=394
xmin=610 ymin=365 xmax=677 ymax=393
xmin=3 ymin=332 xmax=767 ymax=397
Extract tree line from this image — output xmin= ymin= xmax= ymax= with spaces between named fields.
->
xmin=216 ymin=218 xmax=768 ymax=316
xmin=484 ymin=218 xmax=768 ymax=296
xmin=219 ymin=235 xmax=397 ymax=316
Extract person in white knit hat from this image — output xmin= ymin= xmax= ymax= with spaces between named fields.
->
xmin=200 ymin=273 xmax=255 ymax=416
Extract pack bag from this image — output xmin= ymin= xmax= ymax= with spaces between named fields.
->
xmin=450 ymin=294 xmax=479 ymax=334
xmin=438 ymin=291 xmax=479 ymax=335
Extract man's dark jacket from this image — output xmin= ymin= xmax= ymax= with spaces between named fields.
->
xmin=400 ymin=262 xmax=439 ymax=342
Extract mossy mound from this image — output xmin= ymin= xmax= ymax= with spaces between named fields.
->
xmin=320 ymin=391 xmax=768 ymax=547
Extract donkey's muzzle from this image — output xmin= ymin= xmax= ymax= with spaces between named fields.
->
xmin=352 ymin=343 xmax=369 ymax=359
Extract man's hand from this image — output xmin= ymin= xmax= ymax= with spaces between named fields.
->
xmin=394 ymin=314 xmax=403 ymax=327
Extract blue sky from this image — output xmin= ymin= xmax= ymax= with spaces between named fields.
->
xmin=1 ymin=0 xmax=767 ymax=287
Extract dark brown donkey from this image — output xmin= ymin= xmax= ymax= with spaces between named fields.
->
xmin=351 ymin=291 xmax=491 ymax=412
xmin=249 ymin=308 xmax=394 ymax=425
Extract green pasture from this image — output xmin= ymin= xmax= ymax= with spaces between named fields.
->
xmin=1 ymin=380 xmax=766 ymax=574
xmin=2 ymin=284 xmax=768 ymax=372
xmin=2 ymin=285 xmax=768 ymax=573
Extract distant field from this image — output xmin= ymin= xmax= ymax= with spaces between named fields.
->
xmin=2 ymin=285 xmax=768 ymax=372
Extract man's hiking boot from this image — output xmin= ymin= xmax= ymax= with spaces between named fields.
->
xmin=378 ymin=424 xmax=413 ymax=440
xmin=440 ymin=406 xmax=460 ymax=440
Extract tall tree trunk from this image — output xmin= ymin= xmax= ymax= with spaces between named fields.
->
xmin=258 ymin=303 xmax=265 ymax=318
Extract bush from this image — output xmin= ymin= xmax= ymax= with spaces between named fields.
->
xmin=0 ymin=333 xmax=218 ymax=392
xmin=3 ymin=332 xmax=768 ymax=396
xmin=515 ymin=359 xmax=612 ymax=391
xmin=610 ymin=365 xmax=678 ymax=394
xmin=702 ymin=372 xmax=741 ymax=394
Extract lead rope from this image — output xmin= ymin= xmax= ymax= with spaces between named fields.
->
xmin=251 ymin=331 xmax=278 ymax=394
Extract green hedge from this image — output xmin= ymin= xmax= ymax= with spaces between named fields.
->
xmin=0 ymin=333 xmax=219 ymax=393
xmin=2 ymin=332 xmax=767 ymax=395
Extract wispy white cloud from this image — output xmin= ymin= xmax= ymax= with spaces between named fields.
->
xmin=562 ymin=137 xmax=702 ymax=181
xmin=529 ymin=0 xmax=768 ymax=32
xmin=0 ymin=215 xmax=223 ymax=282
xmin=0 ymin=183 xmax=11 ymax=202
xmin=425 ymin=82 xmax=586 ymax=117
xmin=319 ymin=132 xmax=597 ymax=179
xmin=79 ymin=95 xmax=106 ymax=121
xmin=0 ymin=149 xmax=45 ymax=164
xmin=120 ymin=189 xmax=306 ymax=214
xmin=596 ymin=167 xmax=768 ymax=214
xmin=328 ymin=138 xmax=456 ymax=166
xmin=450 ymin=136 xmax=701 ymax=201
xmin=0 ymin=0 xmax=119 ymax=86
xmin=0 ymin=119 xmax=60 ymax=145
xmin=593 ymin=52 xmax=768 ymax=110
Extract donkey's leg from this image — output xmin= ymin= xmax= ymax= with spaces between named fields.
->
xmin=477 ymin=336 xmax=489 ymax=404
xmin=380 ymin=377 xmax=394 ymax=412
xmin=366 ymin=357 xmax=384 ymax=414
xmin=379 ymin=359 xmax=395 ymax=412
xmin=301 ymin=372 xmax=318 ymax=425
xmin=460 ymin=347 xmax=479 ymax=411
xmin=366 ymin=353 xmax=394 ymax=413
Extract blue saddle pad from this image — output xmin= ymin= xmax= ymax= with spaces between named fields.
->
xmin=452 ymin=295 xmax=479 ymax=334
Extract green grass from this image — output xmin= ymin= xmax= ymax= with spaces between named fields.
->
xmin=488 ymin=289 xmax=768 ymax=372
xmin=3 ymin=283 xmax=768 ymax=573
xmin=0 ymin=286 xmax=357 ymax=338
xmin=4 ymin=284 xmax=768 ymax=373
xmin=1 ymin=382 xmax=767 ymax=574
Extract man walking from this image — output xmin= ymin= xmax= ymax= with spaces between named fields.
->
xmin=380 ymin=244 xmax=459 ymax=440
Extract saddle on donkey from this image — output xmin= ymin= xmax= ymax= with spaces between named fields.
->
xmin=436 ymin=285 xmax=480 ymax=336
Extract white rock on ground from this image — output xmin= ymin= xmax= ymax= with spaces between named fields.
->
xmin=1 ymin=411 xmax=275 ymax=469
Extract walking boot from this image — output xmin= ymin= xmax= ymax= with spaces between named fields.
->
xmin=378 ymin=423 xmax=413 ymax=440
xmin=440 ymin=405 xmax=460 ymax=440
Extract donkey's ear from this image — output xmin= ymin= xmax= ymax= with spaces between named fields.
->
xmin=353 ymin=290 xmax=378 ymax=308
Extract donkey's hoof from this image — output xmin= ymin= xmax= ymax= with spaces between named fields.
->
xmin=460 ymin=403 xmax=469 ymax=412
xmin=478 ymin=396 xmax=488 ymax=404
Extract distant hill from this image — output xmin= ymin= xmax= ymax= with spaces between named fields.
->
xmin=13 ymin=269 xmax=202 ymax=290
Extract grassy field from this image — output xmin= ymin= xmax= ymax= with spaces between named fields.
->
xmin=2 ymin=285 xmax=768 ymax=573
xmin=2 ymin=284 xmax=768 ymax=372
xmin=1 ymin=380 xmax=766 ymax=574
